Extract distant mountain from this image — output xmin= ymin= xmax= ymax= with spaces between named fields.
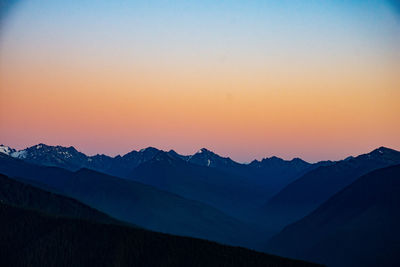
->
xmin=0 ymin=203 xmax=319 ymax=267
xmin=243 ymin=157 xmax=333 ymax=197
xmin=262 ymin=147 xmax=400 ymax=234
xmin=2 ymin=143 xmax=331 ymax=227
xmin=0 ymin=145 xmax=15 ymax=155
xmin=0 ymin=144 xmax=160 ymax=175
xmin=188 ymin=148 xmax=242 ymax=169
xmin=129 ymin=151 xmax=268 ymax=220
xmin=0 ymin=153 xmax=259 ymax=248
xmin=186 ymin=148 xmax=329 ymax=196
xmin=0 ymin=144 xmax=26 ymax=158
xmin=0 ymin=173 xmax=119 ymax=225
xmin=0 ymin=144 xmax=92 ymax=170
xmin=1 ymin=144 xmax=330 ymax=200
xmin=105 ymin=147 xmax=162 ymax=176
xmin=266 ymin=164 xmax=400 ymax=267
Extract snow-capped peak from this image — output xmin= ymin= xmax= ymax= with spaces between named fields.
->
xmin=0 ymin=145 xmax=27 ymax=159
xmin=11 ymin=150 xmax=27 ymax=159
xmin=196 ymin=148 xmax=212 ymax=154
xmin=0 ymin=145 xmax=15 ymax=155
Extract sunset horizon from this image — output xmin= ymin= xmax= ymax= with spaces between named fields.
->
xmin=1 ymin=0 xmax=399 ymax=163
xmin=1 ymin=141 xmax=398 ymax=164
xmin=1 ymin=1 xmax=400 ymax=266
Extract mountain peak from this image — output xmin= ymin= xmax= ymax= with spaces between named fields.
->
xmin=290 ymin=157 xmax=309 ymax=164
xmin=249 ymin=156 xmax=310 ymax=169
xmin=27 ymin=143 xmax=78 ymax=152
xmin=0 ymin=145 xmax=16 ymax=155
xmin=0 ymin=145 xmax=27 ymax=158
xmin=372 ymin=146 xmax=396 ymax=154
xmin=188 ymin=148 xmax=238 ymax=168
xmin=139 ymin=147 xmax=159 ymax=153
xmin=123 ymin=147 xmax=160 ymax=159
xmin=196 ymin=148 xmax=213 ymax=154
xmin=17 ymin=143 xmax=88 ymax=170
xmin=261 ymin=156 xmax=284 ymax=163
xmin=290 ymin=157 xmax=303 ymax=161
xmin=362 ymin=146 xmax=400 ymax=160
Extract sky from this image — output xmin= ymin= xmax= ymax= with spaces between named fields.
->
xmin=0 ymin=0 xmax=399 ymax=162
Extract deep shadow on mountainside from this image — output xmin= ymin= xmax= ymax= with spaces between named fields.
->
xmin=0 ymin=172 xmax=319 ymax=266
xmin=266 ymin=164 xmax=400 ymax=267
xmin=2 ymin=143 xmax=400 ymax=266
xmin=261 ymin=147 xmax=400 ymax=234
xmin=0 ymin=143 xmax=330 ymax=202
xmin=0 ymin=203 xmax=320 ymax=267
xmin=0 ymin=153 xmax=263 ymax=249
xmin=0 ymin=143 xmax=333 ymax=225
xmin=129 ymin=150 xmax=269 ymax=220
xmin=0 ymin=173 xmax=121 ymax=225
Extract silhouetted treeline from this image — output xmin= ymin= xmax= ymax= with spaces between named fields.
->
xmin=0 ymin=203 xmax=319 ymax=267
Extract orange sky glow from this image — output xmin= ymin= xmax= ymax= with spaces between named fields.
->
xmin=1 ymin=0 xmax=399 ymax=162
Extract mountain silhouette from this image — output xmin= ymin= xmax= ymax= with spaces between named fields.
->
xmin=0 ymin=202 xmax=319 ymax=267
xmin=262 ymin=147 xmax=400 ymax=234
xmin=0 ymin=173 xmax=120 ymax=225
xmin=266 ymin=164 xmax=400 ymax=267
xmin=0 ymin=153 xmax=257 ymax=248
xmin=129 ymin=151 xmax=268 ymax=220
xmin=1 ymin=143 xmax=331 ymax=208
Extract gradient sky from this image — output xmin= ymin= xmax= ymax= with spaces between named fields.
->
xmin=0 ymin=0 xmax=399 ymax=162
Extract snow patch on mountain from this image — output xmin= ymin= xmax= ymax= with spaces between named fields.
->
xmin=0 ymin=145 xmax=27 ymax=159
xmin=10 ymin=150 xmax=27 ymax=159
xmin=0 ymin=145 xmax=15 ymax=155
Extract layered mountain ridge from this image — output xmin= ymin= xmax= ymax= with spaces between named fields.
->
xmin=0 ymin=143 xmax=331 ymax=199
xmin=261 ymin=146 xmax=400 ymax=234
xmin=266 ymin=164 xmax=400 ymax=267
xmin=0 ymin=143 xmax=321 ymax=175
xmin=0 ymin=153 xmax=260 ymax=248
xmin=1 ymin=143 xmax=400 ymax=266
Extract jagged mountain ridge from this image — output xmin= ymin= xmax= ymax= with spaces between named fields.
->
xmin=0 ymin=153 xmax=261 ymax=248
xmin=261 ymin=146 xmax=400 ymax=235
xmin=129 ymin=150 xmax=270 ymax=220
xmin=0 ymin=143 xmax=330 ymax=197
xmin=0 ymin=143 xmax=334 ymax=221
xmin=0 ymin=143 xmax=321 ymax=174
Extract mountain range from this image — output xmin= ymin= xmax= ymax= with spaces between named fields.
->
xmin=266 ymin=164 xmax=400 ymax=267
xmin=0 ymin=173 xmax=318 ymax=267
xmin=0 ymin=144 xmax=327 ymax=199
xmin=129 ymin=150 xmax=269 ymax=220
xmin=0 ymin=152 xmax=261 ymax=248
xmin=261 ymin=147 xmax=400 ymax=234
xmin=1 ymin=143 xmax=400 ymax=266
xmin=0 ymin=143 xmax=331 ymax=221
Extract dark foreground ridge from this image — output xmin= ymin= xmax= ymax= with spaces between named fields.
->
xmin=0 ymin=202 xmax=320 ymax=267
xmin=267 ymin=164 xmax=400 ymax=267
xmin=0 ymin=173 xmax=120 ymax=225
